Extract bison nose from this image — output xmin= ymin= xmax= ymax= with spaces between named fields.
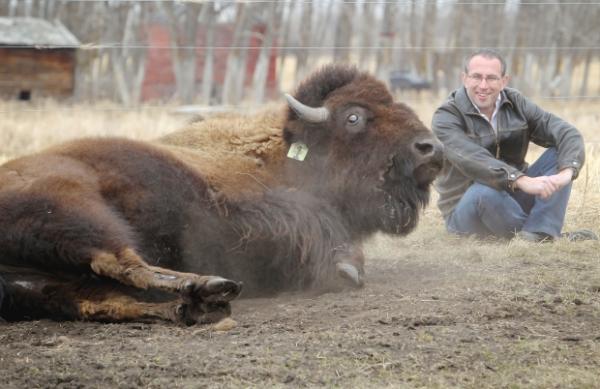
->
xmin=412 ymin=137 xmax=444 ymax=163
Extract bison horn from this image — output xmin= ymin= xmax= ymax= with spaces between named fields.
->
xmin=285 ymin=94 xmax=330 ymax=123
xmin=336 ymin=262 xmax=364 ymax=288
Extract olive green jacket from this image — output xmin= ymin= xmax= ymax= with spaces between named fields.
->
xmin=432 ymin=86 xmax=585 ymax=218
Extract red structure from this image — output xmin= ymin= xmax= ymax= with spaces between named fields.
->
xmin=142 ymin=23 xmax=278 ymax=102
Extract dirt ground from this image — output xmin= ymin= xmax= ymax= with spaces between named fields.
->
xmin=1 ymin=101 xmax=599 ymax=388
xmin=2 ymin=212 xmax=599 ymax=389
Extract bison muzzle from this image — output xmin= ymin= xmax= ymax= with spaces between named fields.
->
xmin=0 ymin=65 xmax=443 ymax=324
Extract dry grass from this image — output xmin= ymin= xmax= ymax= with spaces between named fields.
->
xmin=1 ymin=96 xmax=598 ymax=239
xmin=0 ymin=100 xmax=185 ymax=163
xmin=1 ymin=97 xmax=599 ymax=388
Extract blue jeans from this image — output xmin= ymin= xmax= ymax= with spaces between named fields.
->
xmin=446 ymin=148 xmax=571 ymax=238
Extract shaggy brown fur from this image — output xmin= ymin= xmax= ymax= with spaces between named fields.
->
xmin=159 ymin=106 xmax=288 ymax=200
xmin=0 ymin=65 xmax=443 ymax=324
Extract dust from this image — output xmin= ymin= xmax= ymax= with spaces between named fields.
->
xmin=1 ymin=99 xmax=599 ymax=388
xmin=2 ymin=218 xmax=599 ymax=388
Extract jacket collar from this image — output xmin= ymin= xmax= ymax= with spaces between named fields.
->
xmin=453 ymin=86 xmax=513 ymax=115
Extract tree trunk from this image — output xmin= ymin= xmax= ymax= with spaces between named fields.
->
xmin=222 ymin=3 xmax=248 ymax=105
xmin=105 ymin=2 xmax=148 ymax=106
xmin=275 ymin=1 xmax=295 ymax=92
xmin=295 ymin=1 xmax=315 ymax=85
xmin=375 ymin=1 xmax=394 ymax=80
xmin=522 ymin=53 xmax=536 ymax=96
xmin=333 ymin=1 xmax=352 ymax=63
xmin=578 ymin=50 xmax=592 ymax=97
xmin=252 ymin=3 xmax=279 ymax=104
xmin=501 ymin=2 xmax=520 ymax=76
xmin=200 ymin=3 xmax=217 ymax=104
xmin=160 ymin=2 xmax=203 ymax=103
xmin=8 ymin=0 xmax=18 ymax=16
xmin=419 ymin=0 xmax=437 ymax=81
xmin=444 ymin=3 xmax=476 ymax=91
xmin=559 ymin=55 xmax=574 ymax=97
xmin=358 ymin=3 xmax=376 ymax=70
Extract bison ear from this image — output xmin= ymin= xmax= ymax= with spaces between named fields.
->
xmin=285 ymin=94 xmax=330 ymax=124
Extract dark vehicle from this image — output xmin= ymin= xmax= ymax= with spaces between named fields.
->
xmin=389 ymin=70 xmax=431 ymax=92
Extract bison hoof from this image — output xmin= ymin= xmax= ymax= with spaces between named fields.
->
xmin=176 ymin=301 xmax=232 ymax=326
xmin=336 ymin=262 xmax=364 ymax=288
xmin=182 ymin=276 xmax=242 ymax=304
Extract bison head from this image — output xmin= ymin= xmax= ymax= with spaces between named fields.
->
xmin=283 ymin=65 xmax=443 ymax=239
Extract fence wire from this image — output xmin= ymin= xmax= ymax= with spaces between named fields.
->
xmin=55 ymin=1 xmax=600 ymax=4
xmin=3 ymin=44 xmax=600 ymax=50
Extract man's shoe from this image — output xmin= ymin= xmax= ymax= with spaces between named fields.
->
xmin=560 ymin=229 xmax=599 ymax=242
xmin=515 ymin=230 xmax=554 ymax=243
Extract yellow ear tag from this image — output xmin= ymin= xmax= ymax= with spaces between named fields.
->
xmin=287 ymin=142 xmax=308 ymax=161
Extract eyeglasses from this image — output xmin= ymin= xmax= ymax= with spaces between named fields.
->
xmin=467 ymin=74 xmax=502 ymax=85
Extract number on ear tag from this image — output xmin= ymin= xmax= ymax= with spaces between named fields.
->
xmin=287 ymin=142 xmax=308 ymax=161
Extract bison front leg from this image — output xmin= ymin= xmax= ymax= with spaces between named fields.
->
xmin=89 ymin=248 xmax=241 ymax=321
xmin=334 ymin=243 xmax=365 ymax=288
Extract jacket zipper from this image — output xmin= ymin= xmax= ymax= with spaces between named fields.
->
xmin=494 ymin=113 xmax=502 ymax=159
xmin=484 ymin=115 xmax=499 ymax=158
xmin=485 ymin=115 xmax=500 ymax=158
xmin=495 ymin=135 xmax=500 ymax=158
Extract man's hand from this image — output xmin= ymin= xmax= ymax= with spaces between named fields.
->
xmin=514 ymin=168 xmax=573 ymax=199
xmin=549 ymin=168 xmax=574 ymax=188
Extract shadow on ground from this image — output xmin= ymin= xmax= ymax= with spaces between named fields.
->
xmin=1 ymin=221 xmax=600 ymax=388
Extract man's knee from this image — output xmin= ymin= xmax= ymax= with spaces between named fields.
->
xmin=528 ymin=147 xmax=560 ymax=177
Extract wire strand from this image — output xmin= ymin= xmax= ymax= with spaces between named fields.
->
xmin=3 ymin=45 xmax=600 ymax=50
xmin=54 ymin=1 xmax=600 ymax=4
xmin=2 ymin=94 xmax=600 ymax=115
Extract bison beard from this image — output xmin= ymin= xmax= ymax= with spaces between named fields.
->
xmin=0 ymin=64 xmax=443 ymax=324
xmin=377 ymin=155 xmax=433 ymax=235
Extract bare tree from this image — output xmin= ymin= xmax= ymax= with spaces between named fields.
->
xmin=440 ymin=3 xmax=477 ymax=92
xmin=200 ymin=2 xmax=217 ymax=104
xmin=104 ymin=2 xmax=148 ymax=106
xmin=576 ymin=5 xmax=600 ymax=97
xmin=159 ymin=1 xmax=204 ymax=103
xmin=2 ymin=0 xmax=599 ymax=102
xmin=251 ymin=2 xmax=281 ymax=103
xmin=500 ymin=2 xmax=519 ymax=76
xmin=274 ymin=1 xmax=295 ymax=92
xmin=295 ymin=1 xmax=318 ymax=84
xmin=356 ymin=2 xmax=377 ymax=70
xmin=332 ymin=1 xmax=353 ymax=63
xmin=222 ymin=3 xmax=249 ymax=105
xmin=375 ymin=1 xmax=395 ymax=81
xmin=558 ymin=5 xmax=590 ymax=97
xmin=418 ymin=0 xmax=437 ymax=82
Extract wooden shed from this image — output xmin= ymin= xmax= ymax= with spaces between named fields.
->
xmin=0 ymin=17 xmax=80 ymax=100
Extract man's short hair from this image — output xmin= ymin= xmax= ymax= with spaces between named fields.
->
xmin=463 ymin=48 xmax=507 ymax=76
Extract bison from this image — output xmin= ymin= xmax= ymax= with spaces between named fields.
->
xmin=0 ymin=65 xmax=443 ymax=325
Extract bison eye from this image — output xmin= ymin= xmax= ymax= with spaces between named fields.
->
xmin=338 ymin=105 xmax=370 ymax=135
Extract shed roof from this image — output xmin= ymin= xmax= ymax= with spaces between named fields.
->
xmin=0 ymin=17 xmax=80 ymax=47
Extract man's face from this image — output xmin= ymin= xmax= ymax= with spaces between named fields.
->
xmin=462 ymin=55 xmax=508 ymax=115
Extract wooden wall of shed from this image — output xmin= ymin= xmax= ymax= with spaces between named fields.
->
xmin=0 ymin=48 xmax=76 ymax=100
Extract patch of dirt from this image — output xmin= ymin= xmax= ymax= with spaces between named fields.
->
xmin=2 ymin=225 xmax=600 ymax=388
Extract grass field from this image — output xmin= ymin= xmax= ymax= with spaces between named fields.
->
xmin=1 ymin=96 xmax=599 ymax=388
xmin=1 ymin=97 xmax=598 ymax=231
